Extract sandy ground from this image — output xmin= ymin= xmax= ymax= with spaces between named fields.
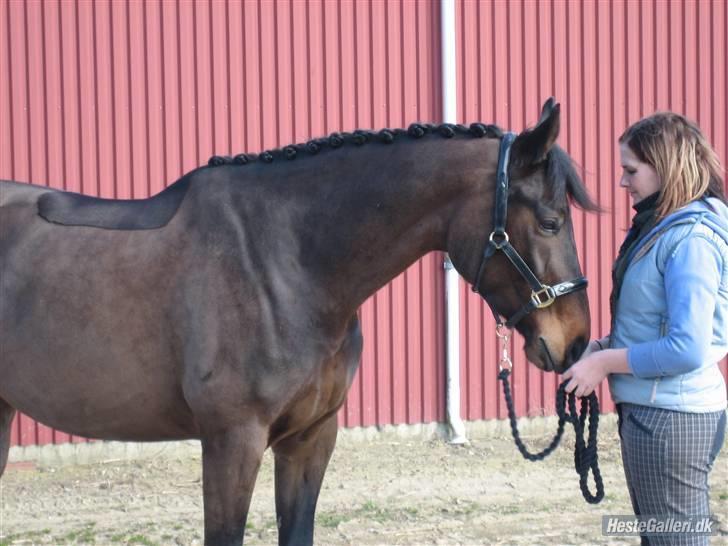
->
xmin=1 ymin=421 xmax=726 ymax=546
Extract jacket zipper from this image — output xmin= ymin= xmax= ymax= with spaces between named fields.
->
xmin=651 ymin=318 xmax=668 ymax=403
xmin=650 ymin=378 xmax=660 ymax=403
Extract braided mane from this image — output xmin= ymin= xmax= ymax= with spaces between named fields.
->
xmin=207 ymin=123 xmax=504 ymax=167
xmin=207 ymin=122 xmax=597 ymax=212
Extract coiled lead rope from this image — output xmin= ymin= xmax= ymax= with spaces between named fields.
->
xmin=496 ymin=328 xmax=604 ymax=504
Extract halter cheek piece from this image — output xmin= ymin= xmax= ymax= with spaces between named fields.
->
xmin=471 ymin=132 xmax=588 ymax=329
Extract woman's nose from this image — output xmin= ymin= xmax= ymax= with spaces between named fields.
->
xmin=619 ymin=176 xmax=629 ymax=188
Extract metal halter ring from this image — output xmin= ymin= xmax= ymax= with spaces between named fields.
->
xmin=488 ymin=230 xmax=509 ymax=249
xmin=530 ymin=286 xmax=557 ymax=309
xmin=495 ymin=323 xmax=511 ymax=341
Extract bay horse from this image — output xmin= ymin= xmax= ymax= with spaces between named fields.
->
xmin=0 ymin=98 xmax=597 ymax=545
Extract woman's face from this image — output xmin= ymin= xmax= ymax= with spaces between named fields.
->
xmin=619 ymin=142 xmax=662 ymax=205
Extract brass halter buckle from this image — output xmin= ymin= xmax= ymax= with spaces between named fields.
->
xmin=530 ymin=285 xmax=556 ymax=309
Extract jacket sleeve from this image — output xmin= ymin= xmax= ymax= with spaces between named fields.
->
xmin=627 ymin=233 xmax=723 ymax=378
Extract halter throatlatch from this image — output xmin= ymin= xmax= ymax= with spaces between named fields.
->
xmin=471 ymin=132 xmax=588 ymax=329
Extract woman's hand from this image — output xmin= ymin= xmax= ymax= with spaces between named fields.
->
xmin=562 ymin=352 xmax=609 ymax=397
xmin=562 ymin=345 xmax=630 ymax=398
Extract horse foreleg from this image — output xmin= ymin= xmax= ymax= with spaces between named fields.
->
xmin=0 ymin=398 xmax=16 ymax=477
xmin=272 ymin=413 xmax=338 ymax=546
xmin=201 ymin=425 xmax=267 ymax=546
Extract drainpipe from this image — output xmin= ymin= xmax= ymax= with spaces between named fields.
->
xmin=441 ymin=0 xmax=467 ymax=445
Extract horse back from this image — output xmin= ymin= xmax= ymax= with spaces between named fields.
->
xmin=0 ymin=179 xmax=54 ymax=207
xmin=0 ymin=180 xmax=55 ymax=258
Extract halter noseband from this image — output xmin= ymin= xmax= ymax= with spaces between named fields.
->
xmin=471 ymin=132 xmax=588 ymax=329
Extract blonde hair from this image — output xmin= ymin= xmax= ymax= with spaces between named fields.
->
xmin=619 ymin=112 xmax=726 ymax=218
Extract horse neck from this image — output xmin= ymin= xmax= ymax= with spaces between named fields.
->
xmin=298 ymin=137 xmax=497 ymax=316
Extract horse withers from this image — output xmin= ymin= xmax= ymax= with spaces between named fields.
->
xmin=0 ymin=98 xmax=597 ymax=545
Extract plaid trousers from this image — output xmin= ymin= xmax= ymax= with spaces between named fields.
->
xmin=617 ymin=403 xmax=727 ymax=546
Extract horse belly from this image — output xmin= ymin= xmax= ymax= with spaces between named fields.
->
xmin=0 ymin=328 xmax=198 ymax=440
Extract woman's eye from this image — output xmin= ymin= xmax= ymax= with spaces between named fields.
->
xmin=540 ymin=219 xmax=560 ymax=233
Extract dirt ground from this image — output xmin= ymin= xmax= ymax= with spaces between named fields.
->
xmin=1 ymin=421 xmax=726 ymax=546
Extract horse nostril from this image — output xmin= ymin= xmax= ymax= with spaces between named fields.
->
xmin=567 ymin=337 xmax=588 ymax=367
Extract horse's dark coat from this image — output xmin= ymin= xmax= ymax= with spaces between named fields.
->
xmin=0 ymin=99 xmax=596 ymax=545
xmin=37 ymin=177 xmax=190 ymax=230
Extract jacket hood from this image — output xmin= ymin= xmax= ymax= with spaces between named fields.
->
xmin=650 ymin=197 xmax=728 ymax=245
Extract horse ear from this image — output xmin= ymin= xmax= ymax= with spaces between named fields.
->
xmin=512 ymin=98 xmax=561 ymax=166
xmin=537 ymin=97 xmax=557 ymax=124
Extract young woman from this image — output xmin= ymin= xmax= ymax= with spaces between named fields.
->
xmin=564 ymin=113 xmax=727 ymax=545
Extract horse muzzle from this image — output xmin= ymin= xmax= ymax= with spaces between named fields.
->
xmin=537 ymin=336 xmax=588 ymax=373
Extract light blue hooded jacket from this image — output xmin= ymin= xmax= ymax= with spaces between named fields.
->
xmin=608 ymin=197 xmax=728 ymax=412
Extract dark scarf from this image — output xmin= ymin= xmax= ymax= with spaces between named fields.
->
xmin=609 ymin=192 xmax=660 ymax=335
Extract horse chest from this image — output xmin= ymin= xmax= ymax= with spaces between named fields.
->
xmin=285 ymin=319 xmax=363 ymax=409
xmin=264 ymin=318 xmax=363 ymax=441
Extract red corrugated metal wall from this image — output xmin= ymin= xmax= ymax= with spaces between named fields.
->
xmin=2 ymin=0 xmax=726 ymax=447
xmin=1 ymin=0 xmax=446 ymax=447
xmin=455 ymin=0 xmax=728 ymax=421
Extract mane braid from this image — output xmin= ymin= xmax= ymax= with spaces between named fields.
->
xmin=207 ymin=123 xmax=504 ymax=167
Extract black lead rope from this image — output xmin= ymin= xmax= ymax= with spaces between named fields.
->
xmin=498 ymin=368 xmax=605 ymax=504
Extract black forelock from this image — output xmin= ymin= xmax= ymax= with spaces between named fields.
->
xmin=546 ymin=146 xmax=600 ymax=212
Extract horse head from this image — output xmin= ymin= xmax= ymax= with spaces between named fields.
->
xmin=449 ymin=99 xmax=598 ymax=373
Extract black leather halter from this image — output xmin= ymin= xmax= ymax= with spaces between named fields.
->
xmin=471 ymin=132 xmax=588 ymax=329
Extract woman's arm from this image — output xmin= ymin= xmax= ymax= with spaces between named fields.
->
xmin=563 ymin=233 xmax=723 ymax=397
xmin=627 ymin=234 xmax=722 ymax=377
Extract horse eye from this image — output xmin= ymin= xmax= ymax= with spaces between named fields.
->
xmin=539 ymin=219 xmax=560 ymax=233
